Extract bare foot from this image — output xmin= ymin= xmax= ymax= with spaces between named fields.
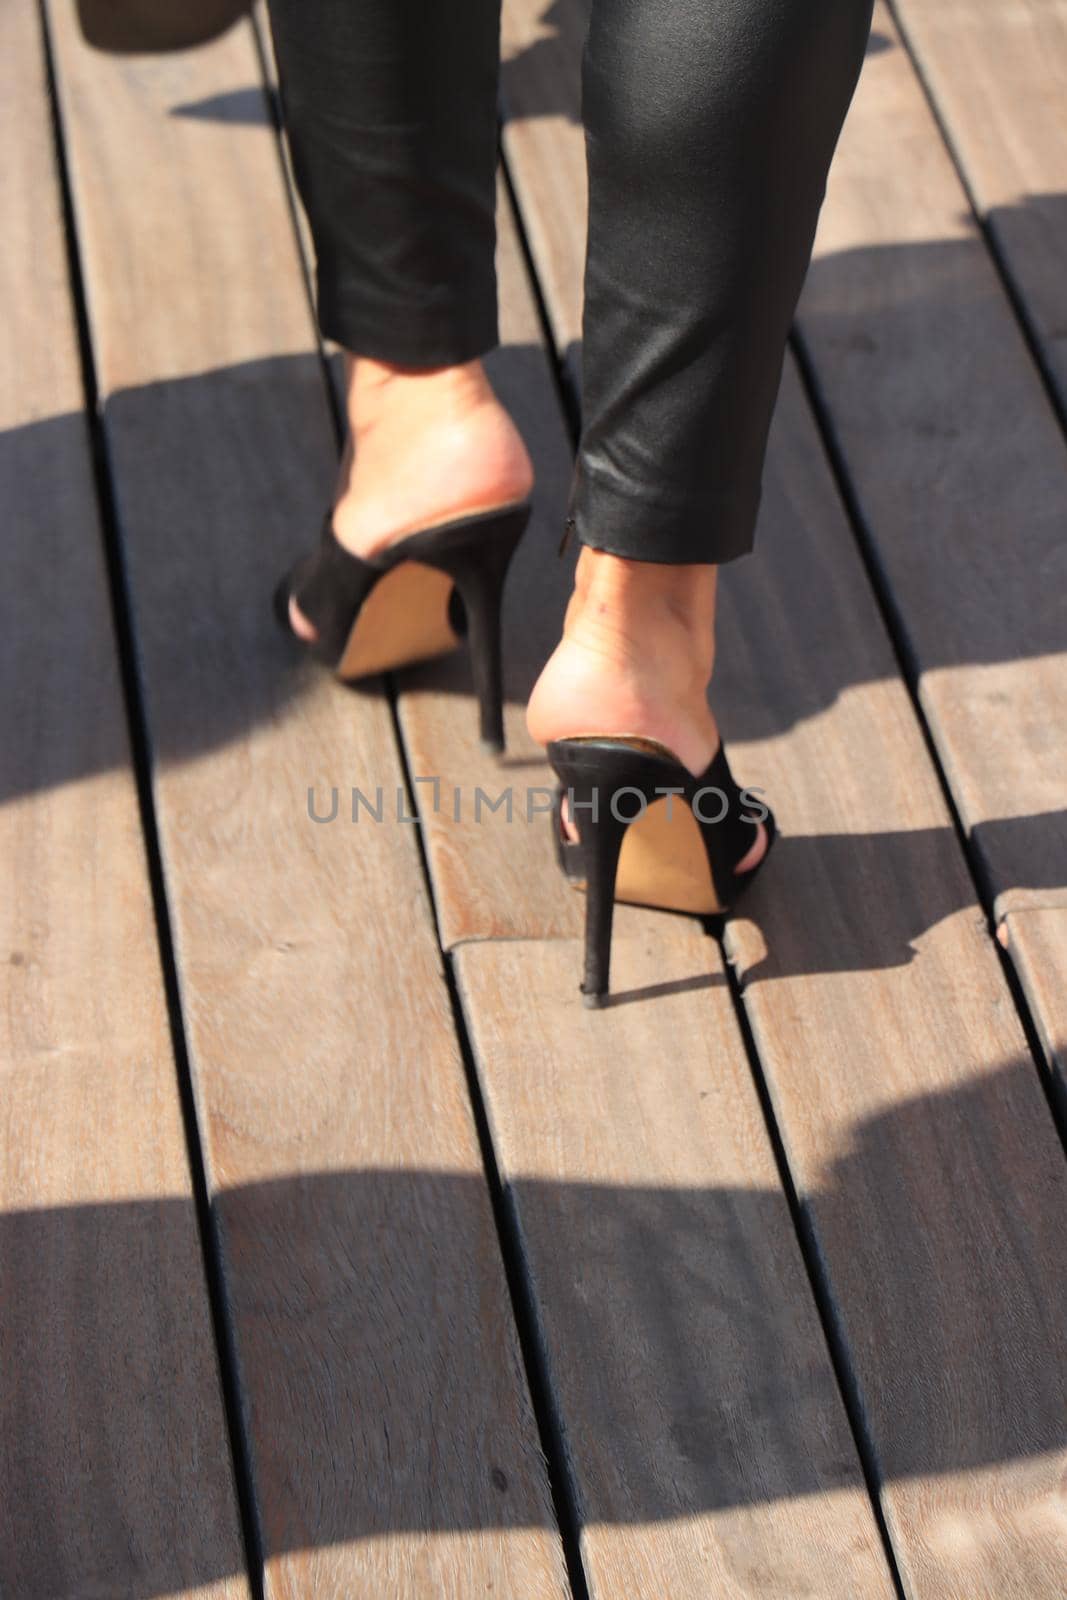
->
xmin=289 ymin=354 xmax=533 ymax=642
xmin=526 ymin=547 xmax=768 ymax=874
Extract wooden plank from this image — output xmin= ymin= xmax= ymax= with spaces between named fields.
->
xmin=796 ymin=1 xmax=1066 ymax=1061
xmin=498 ymin=0 xmax=1067 ymax=1593
xmin=45 ymin=9 xmax=571 ymax=1596
xmin=1003 ymin=910 xmax=1067 ymax=1096
xmin=717 ymin=359 xmax=1067 ymax=1600
xmin=456 ymin=934 xmax=898 ymax=1600
xmin=800 ymin=0 xmax=1067 ymax=913
xmin=0 ymin=5 xmax=249 ymax=1597
xmin=891 ymin=0 xmax=1067 ymax=413
xmin=500 ymin=0 xmax=588 ymax=375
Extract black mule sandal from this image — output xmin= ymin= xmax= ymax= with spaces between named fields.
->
xmin=274 ymin=501 xmax=531 ymax=752
xmin=547 ymin=735 xmax=777 ymax=1006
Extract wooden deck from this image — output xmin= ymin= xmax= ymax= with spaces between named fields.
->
xmin=2 ymin=0 xmax=1065 ymax=1594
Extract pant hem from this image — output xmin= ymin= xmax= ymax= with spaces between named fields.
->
xmin=319 ymin=287 xmax=499 ymax=369
xmin=569 ymin=461 xmax=761 ymax=566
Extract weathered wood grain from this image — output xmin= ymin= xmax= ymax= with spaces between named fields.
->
xmin=798 ymin=0 xmax=1066 ymax=1097
xmin=499 ymin=0 xmax=1067 ymax=1593
xmin=803 ymin=2 xmax=1067 ymax=904
xmin=46 ymin=8 xmax=570 ymax=1596
xmin=456 ymin=934 xmax=897 ymax=1600
xmin=1004 ymin=909 xmax=1067 ymax=1097
xmin=500 ymin=0 xmax=588 ymax=377
xmin=892 ymin=0 xmax=1067 ymax=412
xmin=0 ymin=5 xmax=249 ymax=1597
xmin=718 ymin=357 xmax=1067 ymax=1600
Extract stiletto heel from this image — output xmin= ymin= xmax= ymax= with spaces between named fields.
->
xmin=546 ymin=735 xmax=776 ymax=1005
xmin=428 ymin=523 xmax=519 ymax=751
xmin=274 ymin=501 xmax=530 ymax=751
xmin=546 ymin=745 xmax=633 ymax=1005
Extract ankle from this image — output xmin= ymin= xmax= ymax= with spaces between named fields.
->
xmin=345 ymin=353 xmax=497 ymax=435
xmin=327 ymin=354 xmax=533 ymax=558
xmin=526 ymin=548 xmax=721 ymax=774
xmin=568 ymin=548 xmax=718 ymax=686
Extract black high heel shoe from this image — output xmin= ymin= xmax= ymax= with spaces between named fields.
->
xmin=547 ymin=735 xmax=777 ymax=1006
xmin=274 ymin=501 xmax=531 ymax=751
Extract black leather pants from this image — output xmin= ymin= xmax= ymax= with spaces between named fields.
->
xmin=266 ymin=0 xmax=873 ymax=564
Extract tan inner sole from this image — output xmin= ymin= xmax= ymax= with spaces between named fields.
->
xmin=335 ymin=561 xmax=461 ymax=679
xmin=568 ymin=796 xmax=722 ymax=916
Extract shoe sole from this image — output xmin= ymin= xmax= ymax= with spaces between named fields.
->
xmin=335 ymin=560 xmax=462 ymax=680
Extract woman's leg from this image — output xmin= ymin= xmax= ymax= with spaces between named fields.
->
xmin=572 ymin=0 xmax=875 ymax=567
xmin=267 ymin=0 xmax=500 ymax=365
xmin=528 ymin=0 xmax=873 ymax=800
xmin=267 ymin=0 xmax=872 ymax=791
xmin=264 ymin=0 xmax=532 ymax=585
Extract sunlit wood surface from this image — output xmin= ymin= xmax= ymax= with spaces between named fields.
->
xmin=2 ymin=1 xmax=1064 ymax=1594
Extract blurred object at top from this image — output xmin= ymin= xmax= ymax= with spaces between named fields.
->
xmin=75 ymin=0 xmax=252 ymax=53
